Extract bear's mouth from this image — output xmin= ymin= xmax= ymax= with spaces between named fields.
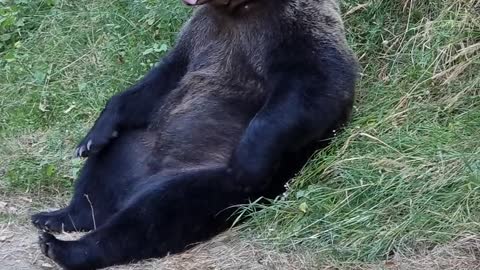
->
xmin=182 ymin=0 xmax=206 ymax=5
xmin=182 ymin=0 xmax=230 ymax=6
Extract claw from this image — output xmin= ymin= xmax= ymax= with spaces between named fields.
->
xmin=39 ymin=236 xmax=48 ymax=255
xmin=77 ymin=146 xmax=86 ymax=158
xmin=44 ymin=220 xmax=51 ymax=231
xmin=75 ymin=147 xmax=80 ymax=158
xmin=86 ymin=140 xmax=93 ymax=151
xmin=39 ymin=232 xmax=57 ymax=259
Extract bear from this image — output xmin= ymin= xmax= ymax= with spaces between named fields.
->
xmin=31 ymin=0 xmax=358 ymax=269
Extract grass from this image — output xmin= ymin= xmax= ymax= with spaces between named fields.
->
xmin=0 ymin=0 xmax=189 ymax=192
xmin=1 ymin=0 xmax=479 ymax=267
xmin=244 ymin=0 xmax=480 ymax=265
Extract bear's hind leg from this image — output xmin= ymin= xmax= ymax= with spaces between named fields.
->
xmin=38 ymin=168 xmax=248 ymax=269
xmin=31 ymin=206 xmax=94 ymax=233
xmin=32 ymin=131 xmax=151 ymax=233
xmin=32 ymin=157 xmax=125 ymax=232
xmin=31 ymin=158 xmax=104 ymax=232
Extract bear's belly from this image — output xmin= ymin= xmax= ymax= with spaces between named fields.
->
xmin=148 ymin=72 xmax=267 ymax=171
xmin=156 ymin=99 xmax=250 ymax=170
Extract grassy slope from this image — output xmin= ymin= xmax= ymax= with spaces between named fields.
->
xmin=1 ymin=0 xmax=479 ymax=266
xmin=246 ymin=0 xmax=480 ymax=265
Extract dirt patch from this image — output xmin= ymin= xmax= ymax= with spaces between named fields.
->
xmin=0 ymin=223 xmax=315 ymax=270
xmin=1 ymin=223 xmax=45 ymax=270
xmin=0 ymin=196 xmax=316 ymax=270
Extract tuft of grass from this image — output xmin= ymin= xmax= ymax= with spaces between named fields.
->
xmin=244 ymin=0 xmax=480 ymax=265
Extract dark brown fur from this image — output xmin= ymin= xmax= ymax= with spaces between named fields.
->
xmin=32 ymin=1 xmax=358 ymax=269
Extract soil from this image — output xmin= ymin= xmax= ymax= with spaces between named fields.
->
xmin=0 ymin=195 xmax=315 ymax=270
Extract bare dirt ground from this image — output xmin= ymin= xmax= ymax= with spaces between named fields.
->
xmin=1 ymin=195 xmax=479 ymax=270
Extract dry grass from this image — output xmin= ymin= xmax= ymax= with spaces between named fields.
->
xmin=392 ymin=235 xmax=480 ymax=270
xmin=108 ymin=232 xmax=315 ymax=270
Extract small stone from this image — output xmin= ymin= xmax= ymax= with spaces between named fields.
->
xmin=19 ymin=197 xmax=33 ymax=203
xmin=0 ymin=234 xmax=13 ymax=242
xmin=41 ymin=262 xmax=54 ymax=268
xmin=0 ymin=201 xmax=7 ymax=213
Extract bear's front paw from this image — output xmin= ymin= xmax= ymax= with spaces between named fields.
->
xmin=32 ymin=210 xmax=68 ymax=232
xmin=75 ymin=128 xmax=118 ymax=158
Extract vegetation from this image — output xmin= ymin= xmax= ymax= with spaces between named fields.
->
xmin=0 ymin=0 xmax=189 ymax=192
xmin=245 ymin=0 xmax=480 ymax=265
xmin=1 ymin=0 xmax=478 ymax=266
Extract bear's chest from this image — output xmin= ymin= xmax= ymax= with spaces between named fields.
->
xmin=186 ymin=7 xmax=277 ymax=77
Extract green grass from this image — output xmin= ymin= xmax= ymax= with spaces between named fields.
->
xmin=1 ymin=0 xmax=479 ymax=266
xmin=0 ymin=0 xmax=189 ymax=191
